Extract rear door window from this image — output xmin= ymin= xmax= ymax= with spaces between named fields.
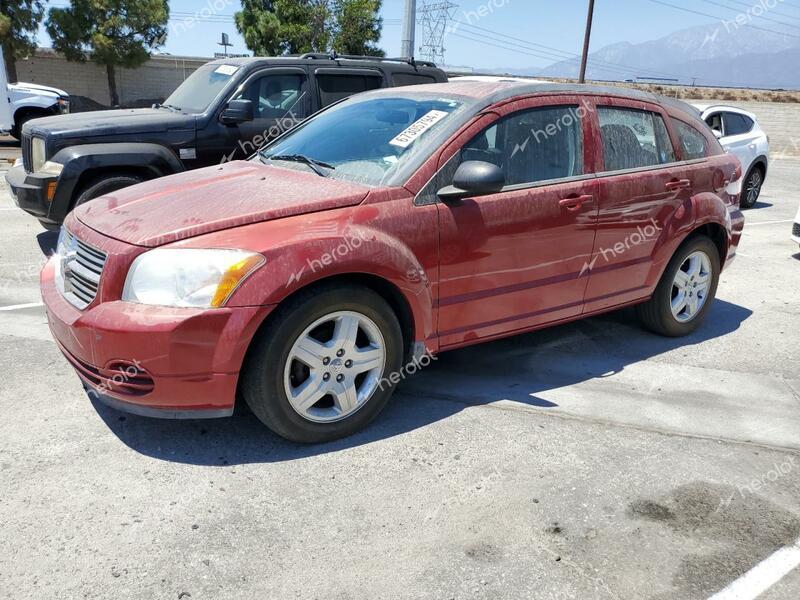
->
xmin=460 ymin=105 xmax=584 ymax=186
xmin=392 ymin=73 xmax=438 ymax=87
xmin=671 ymin=118 xmax=709 ymax=160
xmin=316 ymin=73 xmax=383 ymax=108
xmin=598 ymin=107 xmax=676 ymax=171
xmin=705 ymin=112 xmax=723 ymax=135
xmin=723 ymin=112 xmax=754 ymax=136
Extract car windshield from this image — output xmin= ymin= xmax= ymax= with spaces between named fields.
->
xmin=259 ymin=94 xmax=469 ymax=186
xmin=162 ymin=63 xmax=240 ymax=114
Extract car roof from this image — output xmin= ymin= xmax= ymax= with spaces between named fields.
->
xmin=207 ymin=55 xmax=442 ymax=73
xmin=368 ymin=80 xmax=702 ymax=121
xmin=692 ymin=103 xmax=757 ymax=120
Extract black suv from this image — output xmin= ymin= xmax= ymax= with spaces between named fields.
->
xmin=6 ymin=54 xmax=446 ymax=230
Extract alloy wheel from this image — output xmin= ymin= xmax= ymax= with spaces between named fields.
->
xmin=671 ymin=250 xmax=712 ymax=323
xmin=745 ymin=170 xmax=762 ymax=206
xmin=283 ymin=311 xmax=386 ymax=423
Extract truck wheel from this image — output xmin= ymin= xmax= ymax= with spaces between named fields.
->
xmin=11 ymin=110 xmax=46 ymax=140
xmin=636 ymin=236 xmax=720 ymax=337
xmin=241 ymin=283 xmax=404 ymax=443
xmin=74 ymin=174 xmax=143 ymax=207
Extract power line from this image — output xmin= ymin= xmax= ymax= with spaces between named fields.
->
xmin=697 ymin=0 xmax=800 ymax=28
xmin=643 ymin=0 xmax=800 ymax=39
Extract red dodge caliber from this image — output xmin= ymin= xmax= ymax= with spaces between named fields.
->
xmin=41 ymin=81 xmax=745 ymax=442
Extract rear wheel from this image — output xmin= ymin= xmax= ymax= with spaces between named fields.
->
xmin=241 ymin=284 xmax=404 ymax=443
xmin=74 ymin=174 xmax=143 ymax=208
xmin=11 ymin=110 xmax=47 ymax=140
xmin=636 ymin=236 xmax=720 ymax=337
xmin=740 ymin=165 xmax=764 ymax=209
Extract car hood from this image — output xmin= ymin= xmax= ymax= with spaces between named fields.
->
xmin=75 ymin=161 xmax=371 ymax=247
xmin=26 ymin=108 xmax=195 ymax=139
xmin=9 ymin=81 xmax=68 ymax=97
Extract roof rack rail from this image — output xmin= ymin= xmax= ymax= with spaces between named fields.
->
xmin=298 ymin=52 xmax=438 ymax=68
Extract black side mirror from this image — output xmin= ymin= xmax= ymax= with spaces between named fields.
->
xmin=438 ymin=160 xmax=505 ymax=202
xmin=220 ymin=99 xmax=254 ymax=124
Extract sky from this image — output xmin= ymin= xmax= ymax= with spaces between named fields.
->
xmin=36 ymin=0 xmax=797 ymax=71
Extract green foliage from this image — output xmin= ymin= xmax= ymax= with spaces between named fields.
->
xmin=46 ymin=0 xmax=169 ymax=68
xmin=0 ymin=0 xmax=45 ymax=81
xmin=46 ymin=0 xmax=169 ymax=105
xmin=235 ymin=0 xmax=383 ymax=57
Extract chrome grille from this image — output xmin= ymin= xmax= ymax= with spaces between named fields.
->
xmin=21 ymin=133 xmax=32 ymax=172
xmin=59 ymin=230 xmax=107 ymax=310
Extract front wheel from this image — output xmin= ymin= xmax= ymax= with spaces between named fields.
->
xmin=74 ymin=174 xmax=143 ymax=208
xmin=636 ymin=236 xmax=720 ymax=337
xmin=241 ymin=284 xmax=404 ymax=443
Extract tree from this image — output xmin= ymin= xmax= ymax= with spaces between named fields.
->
xmin=235 ymin=0 xmax=383 ymax=57
xmin=0 ymin=0 xmax=45 ymax=83
xmin=332 ymin=0 xmax=383 ymax=57
xmin=46 ymin=0 xmax=169 ymax=106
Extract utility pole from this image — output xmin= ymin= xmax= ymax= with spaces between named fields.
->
xmin=401 ymin=0 xmax=417 ymax=58
xmin=579 ymin=0 xmax=595 ymax=84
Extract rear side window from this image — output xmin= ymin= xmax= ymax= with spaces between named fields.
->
xmin=705 ymin=113 xmax=723 ymax=134
xmin=460 ymin=105 xmax=584 ymax=186
xmin=723 ymin=112 xmax=754 ymax=136
xmin=392 ymin=73 xmax=438 ymax=87
xmin=598 ymin=107 xmax=676 ymax=171
xmin=317 ymin=73 xmax=383 ymax=108
xmin=672 ymin=119 xmax=709 ymax=160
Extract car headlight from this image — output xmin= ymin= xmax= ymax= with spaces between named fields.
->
xmin=122 ymin=248 xmax=265 ymax=308
xmin=31 ymin=137 xmax=46 ymax=173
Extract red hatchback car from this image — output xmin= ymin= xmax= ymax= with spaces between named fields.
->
xmin=42 ymin=81 xmax=745 ymax=442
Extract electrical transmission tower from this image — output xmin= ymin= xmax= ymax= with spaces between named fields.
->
xmin=418 ymin=1 xmax=457 ymax=65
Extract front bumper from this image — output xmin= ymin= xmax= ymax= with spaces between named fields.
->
xmin=41 ymin=257 xmax=274 ymax=418
xmin=5 ymin=164 xmax=60 ymax=225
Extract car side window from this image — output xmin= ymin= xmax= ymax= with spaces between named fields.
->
xmin=392 ymin=73 xmax=438 ymax=86
xmin=671 ymin=118 xmax=709 ymax=160
xmin=723 ymin=112 xmax=754 ymax=136
xmin=598 ymin=107 xmax=676 ymax=171
xmin=460 ymin=105 xmax=584 ymax=186
xmin=317 ymin=73 xmax=383 ymax=108
xmin=706 ymin=112 xmax=723 ymax=135
xmin=234 ymin=74 xmax=307 ymax=119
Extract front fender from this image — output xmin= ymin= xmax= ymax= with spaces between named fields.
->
xmin=223 ymin=223 xmax=436 ymax=350
xmin=49 ymin=143 xmax=185 ymax=219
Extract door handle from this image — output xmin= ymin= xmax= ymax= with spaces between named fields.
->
xmin=559 ymin=194 xmax=594 ymax=212
xmin=665 ymin=179 xmax=691 ymax=191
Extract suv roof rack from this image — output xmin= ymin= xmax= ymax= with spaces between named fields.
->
xmin=298 ymin=52 xmax=438 ymax=68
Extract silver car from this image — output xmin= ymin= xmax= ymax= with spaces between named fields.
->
xmin=694 ymin=104 xmax=769 ymax=209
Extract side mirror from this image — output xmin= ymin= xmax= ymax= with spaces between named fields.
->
xmin=220 ymin=99 xmax=254 ymax=124
xmin=438 ymin=160 xmax=506 ymax=202
xmin=712 ymin=129 xmax=723 ymax=139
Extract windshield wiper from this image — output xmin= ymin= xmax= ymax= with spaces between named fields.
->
xmin=262 ymin=154 xmax=335 ymax=177
xmin=161 ymin=103 xmax=181 ymax=112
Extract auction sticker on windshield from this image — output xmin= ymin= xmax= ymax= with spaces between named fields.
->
xmin=214 ymin=65 xmax=239 ymax=76
xmin=389 ymin=110 xmax=449 ymax=148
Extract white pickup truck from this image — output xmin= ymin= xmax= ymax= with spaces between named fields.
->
xmin=1 ymin=48 xmax=70 ymax=139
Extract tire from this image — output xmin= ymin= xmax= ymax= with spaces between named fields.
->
xmin=38 ymin=220 xmax=61 ymax=232
xmin=11 ymin=111 xmax=45 ymax=141
xmin=241 ymin=283 xmax=404 ymax=443
xmin=74 ymin=174 xmax=143 ymax=208
xmin=636 ymin=236 xmax=721 ymax=337
xmin=740 ymin=165 xmax=764 ymax=209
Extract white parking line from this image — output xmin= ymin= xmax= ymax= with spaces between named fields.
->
xmin=0 ymin=302 xmax=43 ymax=312
xmin=707 ymin=537 xmax=800 ymax=600
xmin=745 ymin=219 xmax=794 ymax=226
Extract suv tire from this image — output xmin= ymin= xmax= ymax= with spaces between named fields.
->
xmin=637 ymin=236 xmax=720 ymax=337
xmin=740 ymin=165 xmax=764 ymax=209
xmin=241 ymin=283 xmax=404 ymax=443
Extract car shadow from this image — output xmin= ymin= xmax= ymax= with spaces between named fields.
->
xmin=95 ymin=299 xmax=752 ymax=466
xmin=745 ymin=200 xmax=773 ymax=210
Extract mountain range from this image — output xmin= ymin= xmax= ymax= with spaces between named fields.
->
xmin=493 ymin=22 xmax=800 ymax=89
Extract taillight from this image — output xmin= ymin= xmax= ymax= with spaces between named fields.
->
xmin=733 ymin=162 xmax=742 ymax=182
